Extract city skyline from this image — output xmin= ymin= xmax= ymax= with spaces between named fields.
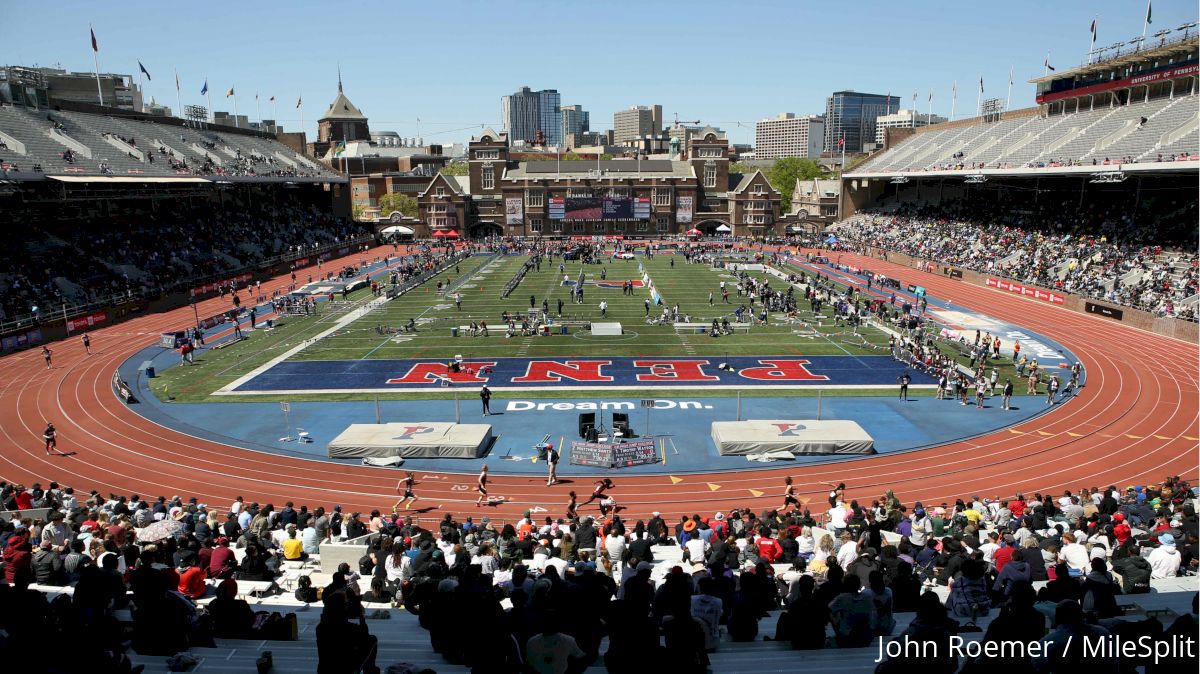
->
xmin=2 ymin=0 xmax=1195 ymax=146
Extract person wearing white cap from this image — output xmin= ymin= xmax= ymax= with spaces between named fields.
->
xmin=1148 ymin=534 xmax=1181 ymax=578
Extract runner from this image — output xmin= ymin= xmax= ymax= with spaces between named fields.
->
xmin=393 ymin=472 xmax=417 ymax=512
xmin=1002 ymin=378 xmax=1014 ymax=410
xmin=1046 ymin=376 xmax=1060 ymax=405
xmin=42 ymin=346 xmax=52 ymax=369
xmin=782 ymin=476 xmax=799 ymax=513
xmin=823 ymin=482 xmax=846 ymax=507
xmin=566 ymin=491 xmax=578 ymax=520
xmin=475 ymin=464 xmax=489 ymax=507
xmin=897 ymin=371 xmax=911 ymax=401
xmin=582 ymin=478 xmax=614 ymax=508
xmin=44 ymin=422 xmax=57 ymax=454
xmin=82 ymin=333 xmax=91 ymax=355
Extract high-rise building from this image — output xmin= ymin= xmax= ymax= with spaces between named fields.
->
xmin=560 ymin=104 xmax=589 ymax=147
xmin=872 ymin=109 xmax=948 ymax=146
xmin=754 ymin=113 xmax=825 ymax=159
xmin=823 ymin=91 xmax=898 ymax=154
xmin=501 ymin=86 xmax=561 ymax=146
xmin=613 ymin=105 xmax=662 ymax=143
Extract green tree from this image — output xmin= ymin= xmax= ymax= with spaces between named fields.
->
xmin=600 ymin=153 xmax=614 ymax=160
xmin=765 ymin=157 xmax=828 ymax=212
xmin=378 ymin=192 xmax=418 ymax=218
xmin=351 ymin=205 xmax=366 ymax=221
xmin=440 ymin=162 xmax=469 ymax=176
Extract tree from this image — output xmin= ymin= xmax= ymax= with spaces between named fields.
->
xmin=765 ymin=157 xmax=828 ymax=213
xmin=351 ymin=205 xmax=366 ymax=221
xmin=440 ymin=162 xmax=469 ymax=176
xmin=600 ymin=153 xmax=614 ymax=160
xmin=378 ymin=193 xmax=418 ymax=218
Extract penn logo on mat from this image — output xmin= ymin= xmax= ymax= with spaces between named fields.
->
xmin=772 ymin=423 xmax=808 ymax=436
xmin=394 ymin=425 xmax=436 ymax=440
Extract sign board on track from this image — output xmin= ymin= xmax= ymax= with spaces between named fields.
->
xmin=569 ymin=439 xmax=658 ymax=468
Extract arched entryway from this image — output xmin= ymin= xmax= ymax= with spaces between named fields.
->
xmin=469 ymin=221 xmax=502 ymax=239
xmin=694 ymin=220 xmax=730 ymax=236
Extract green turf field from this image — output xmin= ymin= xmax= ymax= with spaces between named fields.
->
xmin=149 ymin=252 xmax=1035 ymax=403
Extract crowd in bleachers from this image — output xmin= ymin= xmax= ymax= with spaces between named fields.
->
xmin=834 ymin=201 xmax=1199 ymax=320
xmin=0 ymin=196 xmax=369 ymax=323
xmin=0 ymin=474 xmax=1194 ymax=672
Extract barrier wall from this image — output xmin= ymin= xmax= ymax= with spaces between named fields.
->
xmin=859 ymin=248 xmax=1199 ymax=344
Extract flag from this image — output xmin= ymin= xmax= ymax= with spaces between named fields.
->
xmin=269 ymin=95 xmax=275 ymax=102
xmin=226 ymin=87 xmax=234 ymax=97
xmin=1146 ymin=2 xmax=1152 ymax=25
xmin=979 ymin=77 xmax=984 ymax=93
xmin=1090 ymin=19 xmax=1097 ymax=40
xmin=175 ymin=71 xmax=180 ymax=92
xmin=138 ymin=61 xmax=151 ymax=80
xmin=928 ymin=92 xmax=932 ymax=102
xmin=952 ymin=81 xmax=957 ymax=96
xmin=90 ymin=27 xmax=98 ymax=52
xmin=1044 ymin=57 xmax=1056 ymax=72
xmin=838 ymin=136 xmax=845 ymax=148
xmin=200 ymin=80 xmax=208 ymax=96
xmin=296 ymin=97 xmax=302 ymax=108
xmin=333 ymin=140 xmax=347 ymax=157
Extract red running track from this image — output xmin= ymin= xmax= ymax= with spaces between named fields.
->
xmin=0 ymin=246 xmax=1196 ymax=525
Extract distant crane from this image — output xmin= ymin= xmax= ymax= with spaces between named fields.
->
xmin=671 ymin=113 xmax=701 ymax=128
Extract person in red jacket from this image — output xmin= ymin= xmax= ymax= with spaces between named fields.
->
xmin=1113 ymin=513 xmax=1132 ymax=544
xmin=3 ymin=533 xmax=33 ymax=586
xmin=207 ymin=537 xmax=238 ymax=579
xmin=178 ymin=552 xmax=208 ymax=599
xmin=13 ymin=486 xmax=33 ymax=511
xmin=755 ymin=527 xmax=783 ymax=563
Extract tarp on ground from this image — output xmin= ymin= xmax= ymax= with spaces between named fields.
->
xmin=711 ymin=419 xmax=874 ymax=456
xmin=328 ymin=422 xmax=492 ymax=459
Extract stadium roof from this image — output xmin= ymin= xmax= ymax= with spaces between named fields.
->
xmin=845 ymin=160 xmax=1199 ymax=181
xmin=1028 ymin=35 xmax=1199 ymax=84
xmin=48 ymin=175 xmax=212 ymax=183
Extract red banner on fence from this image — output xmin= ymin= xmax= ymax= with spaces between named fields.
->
xmin=189 ymin=273 xmax=253 ymax=297
xmin=66 ymin=311 xmax=107 ymax=332
xmin=986 ymin=278 xmax=1065 ymax=304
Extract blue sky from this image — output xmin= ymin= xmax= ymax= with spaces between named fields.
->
xmin=3 ymin=1 xmax=1195 ymax=145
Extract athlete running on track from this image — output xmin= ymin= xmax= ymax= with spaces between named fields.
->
xmin=582 ymin=478 xmax=614 ymax=508
xmin=475 ymin=465 xmax=489 ymax=507
xmin=393 ymin=472 xmax=417 ymax=512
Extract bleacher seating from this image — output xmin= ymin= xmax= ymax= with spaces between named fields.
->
xmin=855 ymin=93 xmax=1200 ymax=174
xmin=0 ymin=104 xmax=336 ymax=178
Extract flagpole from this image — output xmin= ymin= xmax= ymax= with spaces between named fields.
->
xmin=232 ymin=89 xmax=239 ymax=128
xmin=174 ymin=68 xmax=183 ymax=121
xmin=1005 ymin=65 xmax=1014 ymax=113
xmin=91 ymin=26 xmax=104 ymax=106
xmin=206 ymin=83 xmax=213 ymax=125
xmin=272 ymin=98 xmax=278 ymax=128
xmin=951 ymin=81 xmax=957 ymax=121
xmin=138 ymin=69 xmax=144 ymax=113
xmin=299 ymin=96 xmax=305 ymax=140
xmin=1088 ymin=16 xmax=1097 ymax=64
xmin=256 ymin=93 xmax=262 ymax=128
xmin=1044 ymin=51 xmax=1051 ymax=77
xmin=927 ymin=91 xmax=933 ymax=127
xmin=976 ymin=79 xmax=982 ymax=120
xmin=1142 ymin=0 xmax=1150 ymax=40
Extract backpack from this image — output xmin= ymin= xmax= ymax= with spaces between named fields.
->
xmin=1111 ymin=556 xmax=1152 ymax=594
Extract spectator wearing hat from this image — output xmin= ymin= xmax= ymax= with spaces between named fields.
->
xmin=1149 ymin=534 xmax=1181 ymax=578
xmin=208 ymin=536 xmax=238 ymax=579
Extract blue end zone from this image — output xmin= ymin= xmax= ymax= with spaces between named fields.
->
xmin=231 ymin=355 xmax=935 ymax=393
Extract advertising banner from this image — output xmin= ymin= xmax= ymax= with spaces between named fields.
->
xmin=985 ymin=278 xmax=1065 ymax=304
xmin=1084 ymin=302 xmax=1124 ymax=321
xmin=548 ymin=197 xmax=566 ymax=220
xmin=569 ymin=439 xmax=658 ymax=468
xmin=66 ymin=311 xmax=107 ymax=332
xmin=505 ymin=197 xmax=524 ymax=225
xmin=677 ymin=196 xmax=693 ymax=224
xmin=189 ymin=273 xmax=253 ymax=297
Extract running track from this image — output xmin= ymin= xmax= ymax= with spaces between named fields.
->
xmin=1 ymin=245 xmax=1196 ymax=525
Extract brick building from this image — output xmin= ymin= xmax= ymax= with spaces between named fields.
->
xmin=415 ymin=127 xmax=781 ymax=239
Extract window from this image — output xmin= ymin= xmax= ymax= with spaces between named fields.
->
xmin=525 ymin=190 xmax=544 ymax=207
xmin=656 ymin=217 xmax=668 ymax=232
xmin=752 ymin=183 xmax=766 ymax=195
xmin=435 ymin=186 xmax=445 ymax=197
xmin=552 ymin=221 xmax=564 ymax=233
xmin=568 ymin=187 xmax=591 ymax=198
xmin=746 ymin=200 xmax=767 ymax=211
xmin=612 ymin=222 xmax=625 ymax=233
xmin=606 ymin=187 xmax=630 ymax=199
xmin=572 ymin=222 xmax=585 ymax=233
xmin=530 ymin=219 xmax=543 ymax=233
xmin=636 ymin=221 xmax=649 ymax=232
xmin=592 ymin=222 xmax=605 ymax=232
xmin=652 ymin=187 xmax=672 ymax=206
xmin=476 ymin=150 xmax=499 ymax=160
xmin=481 ymin=165 xmax=495 ymax=190
xmin=703 ymin=164 xmax=717 ymax=188
xmin=698 ymin=148 xmax=722 ymax=158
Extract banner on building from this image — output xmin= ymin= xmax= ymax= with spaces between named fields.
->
xmin=505 ymin=197 xmax=524 ymax=225
xmin=985 ymin=278 xmax=1065 ymax=304
xmin=1084 ymin=302 xmax=1124 ymax=321
xmin=677 ymin=196 xmax=693 ymax=224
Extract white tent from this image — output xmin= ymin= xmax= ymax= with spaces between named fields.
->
xmin=715 ymin=224 xmax=732 ymax=232
xmin=380 ymin=225 xmax=415 ymax=236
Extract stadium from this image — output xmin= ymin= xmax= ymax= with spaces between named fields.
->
xmin=0 ymin=6 xmax=1197 ymax=674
